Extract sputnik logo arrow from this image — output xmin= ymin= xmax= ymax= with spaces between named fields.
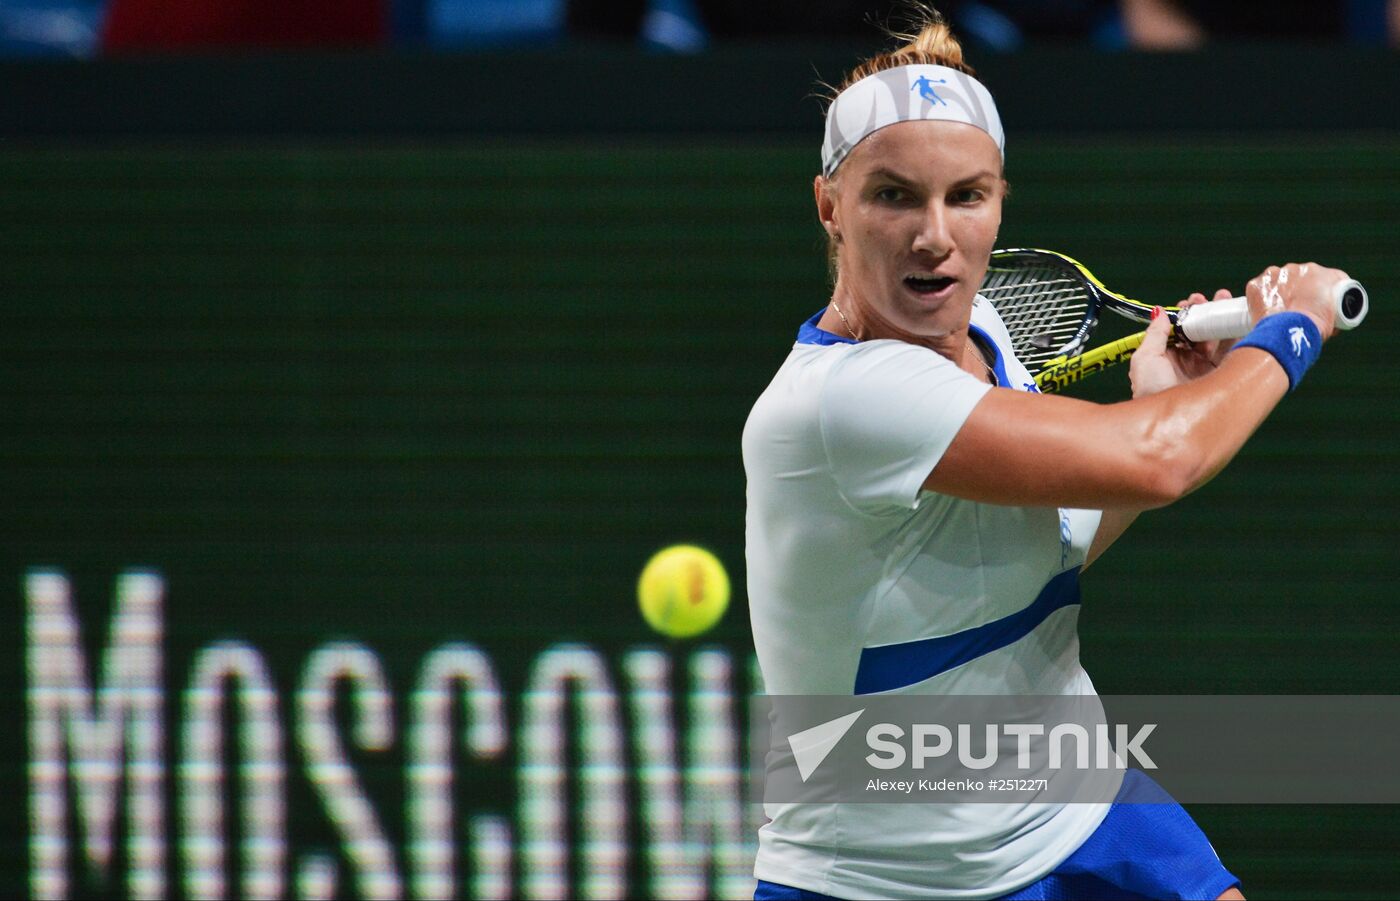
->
xmin=787 ymin=709 xmax=865 ymax=782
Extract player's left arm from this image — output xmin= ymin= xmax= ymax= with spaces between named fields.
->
xmin=1083 ymin=290 xmax=1232 ymax=570
xmin=1084 ymin=508 xmax=1141 ymax=570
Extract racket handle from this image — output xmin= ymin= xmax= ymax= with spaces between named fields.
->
xmin=1175 ymin=298 xmax=1251 ymax=342
xmin=1177 ymin=279 xmax=1369 ymax=342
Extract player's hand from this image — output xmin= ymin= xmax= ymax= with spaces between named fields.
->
xmin=1245 ymin=262 xmax=1348 ymax=342
xmin=1128 ymin=291 xmax=1231 ymax=398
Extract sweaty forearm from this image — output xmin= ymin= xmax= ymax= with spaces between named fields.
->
xmin=1130 ymin=347 xmax=1290 ymax=501
xmin=928 ymin=337 xmax=1300 ymax=510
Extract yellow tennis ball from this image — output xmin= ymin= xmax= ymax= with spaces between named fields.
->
xmin=637 ymin=544 xmax=730 ymax=639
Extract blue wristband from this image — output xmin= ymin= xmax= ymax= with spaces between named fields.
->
xmin=1230 ymin=312 xmax=1322 ymax=391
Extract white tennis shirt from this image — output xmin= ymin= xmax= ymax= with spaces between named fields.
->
xmin=742 ymin=297 xmax=1109 ymax=899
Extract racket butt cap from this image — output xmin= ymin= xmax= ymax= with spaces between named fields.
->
xmin=1333 ymin=279 xmax=1367 ymax=331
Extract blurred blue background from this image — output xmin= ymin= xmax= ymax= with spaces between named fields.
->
xmin=2 ymin=0 xmax=1396 ymax=57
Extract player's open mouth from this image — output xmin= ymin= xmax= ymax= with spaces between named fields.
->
xmin=904 ymin=275 xmax=956 ymax=296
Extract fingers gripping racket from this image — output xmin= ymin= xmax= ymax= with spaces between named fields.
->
xmin=977 ymin=249 xmax=1369 ymax=393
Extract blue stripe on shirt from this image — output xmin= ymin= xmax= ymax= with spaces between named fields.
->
xmin=853 ymin=567 xmax=1081 ymax=695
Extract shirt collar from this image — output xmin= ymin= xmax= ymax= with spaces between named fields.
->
xmin=794 ymin=308 xmax=1010 ymax=389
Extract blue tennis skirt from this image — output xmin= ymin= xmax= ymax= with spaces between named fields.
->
xmin=755 ymin=770 xmax=1240 ymax=901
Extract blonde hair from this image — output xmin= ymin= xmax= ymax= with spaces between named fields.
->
xmin=836 ymin=7 xmax=975 ymax=95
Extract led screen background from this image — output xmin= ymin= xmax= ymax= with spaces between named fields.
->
xmin=3 ymin=48 xmax=1400 ymax=901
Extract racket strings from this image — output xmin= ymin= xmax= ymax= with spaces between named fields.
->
xmin=978 ymin=265 xmax=1095 ymax=367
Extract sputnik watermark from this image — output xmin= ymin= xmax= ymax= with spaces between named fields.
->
xmin=787 ymin=709 xmax=865 ymax=782
xmin=864 ymin=721 xmax=1156 ymax=772
xmin=751 ymin=695 xmax=1400 ymax=805
xmin=788 ymin=712 xmax=1157 ymax=783
xmin=759 ymin=695 xmax=1151 ymax=803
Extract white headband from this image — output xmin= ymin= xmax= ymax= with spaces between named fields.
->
xmin=821 ymin=64 xmax=1005 ymax=178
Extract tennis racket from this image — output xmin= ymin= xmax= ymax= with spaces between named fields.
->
xmin=977 ymin=248 xmax=1369 ymax=393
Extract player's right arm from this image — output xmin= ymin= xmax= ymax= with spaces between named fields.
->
xmin=924 ymin=263 xmax=1345 ymax=510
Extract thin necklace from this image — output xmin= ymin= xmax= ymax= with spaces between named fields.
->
xmin=832 ymin=299 xmax=995 ymax=386
xmin=830 ymin=299 xmax=857 ymax=339
xmin=969 ymin=338 xmax=997 ymax=385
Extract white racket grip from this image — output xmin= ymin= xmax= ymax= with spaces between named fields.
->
xmin=1176 ymin=278 xmax=1369 ymax=341
xmin=1177 ymin=298 xmax=1251 ymax=342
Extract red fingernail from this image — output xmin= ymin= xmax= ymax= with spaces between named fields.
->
xmin=1151 ymin=306 xmax=1162 ymax=321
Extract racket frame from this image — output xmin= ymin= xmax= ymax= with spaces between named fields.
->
xmin=984 ymin=249 xmax=1369 ymax=393
xmin=981 ymin=248 xmax=1183 ymax=393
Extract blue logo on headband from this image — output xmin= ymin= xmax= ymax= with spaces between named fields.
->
xmin=911 ymin=75 xmax=948 ymax=106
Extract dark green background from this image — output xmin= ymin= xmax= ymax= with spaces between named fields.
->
xmin=3 ymin=49 xmax=1399 ymax=901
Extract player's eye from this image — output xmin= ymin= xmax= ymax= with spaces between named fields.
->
xmin=873 ymin=186 xmax=910 ymax=204
xmin=950 ymin=187 xmax=985 ymax=205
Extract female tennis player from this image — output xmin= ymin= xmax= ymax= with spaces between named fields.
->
xmin=742 ymin=11 xmax=1349 ymax=901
